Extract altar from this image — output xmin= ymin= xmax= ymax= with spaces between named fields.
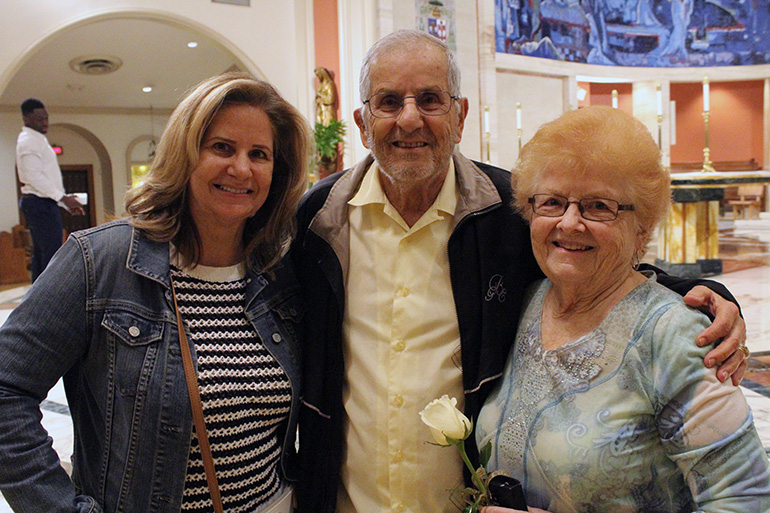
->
xmin=655 ymin=171 xmax=770 ymax=278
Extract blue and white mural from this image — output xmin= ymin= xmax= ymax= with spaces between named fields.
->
xmin=495 ymin=0 xmax=770 ymax=66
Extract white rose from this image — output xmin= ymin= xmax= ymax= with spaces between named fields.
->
xmin=419 ymin=395 xmax=472 ymax=446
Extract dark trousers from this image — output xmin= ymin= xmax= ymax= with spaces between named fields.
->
xmin=20 ymin=195 xmax=63 ymax=282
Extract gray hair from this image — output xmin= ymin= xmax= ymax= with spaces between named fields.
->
xmin=359 ymin=29 xmax=461 ymax=101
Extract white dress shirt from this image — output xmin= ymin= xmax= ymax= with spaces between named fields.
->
xmin=16 ymin=126 xmax=65 ymax=201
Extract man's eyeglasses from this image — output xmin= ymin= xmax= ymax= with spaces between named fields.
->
xmin=363 ymin=91 xmax=459 ymax=118
xmin=528 ymin=194 xmax=634 ymax=222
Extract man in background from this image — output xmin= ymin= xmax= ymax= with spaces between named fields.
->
xmin=16 ymin=98 xmax=84 ymax=281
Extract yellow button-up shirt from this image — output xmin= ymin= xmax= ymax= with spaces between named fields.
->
xmin=337 ymin=162 xmax=465 ymax=513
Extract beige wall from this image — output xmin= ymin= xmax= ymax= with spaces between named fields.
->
xmin=495 ymin=71 xmax=566 ymax=171
xmin=48 ymin=125 xmax=105 ymax=225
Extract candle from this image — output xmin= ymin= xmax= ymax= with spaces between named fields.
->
xmin=484 ymin=106 xmax=489 ymax=133
xmin=703 ymin=77 xmax=710 ymax=112
xmin=656 ymin=83 xmax=662 ymax=116
xmin=516 ymin=103 xmax=521 ymax=129
xmin=612 ymin=90 xmax=618 ymax=109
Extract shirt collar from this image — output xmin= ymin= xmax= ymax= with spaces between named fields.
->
xmin=348 ymin=159 xmax=457 ymax=217
xmin=22 ymin=126 xmax=47 ymax=140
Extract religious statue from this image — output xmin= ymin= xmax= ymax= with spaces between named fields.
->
xmin=313 ymin=66 xmax=345 ymax=181
xmin=315 ymin=66 xmax=338 ymax=126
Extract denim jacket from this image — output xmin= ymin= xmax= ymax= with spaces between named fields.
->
xmin=0 ymin=220 xmax=303 ymax=512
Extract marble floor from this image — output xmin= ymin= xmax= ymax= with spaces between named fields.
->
xmin=1 ymin=215 xmax=770 ymax=511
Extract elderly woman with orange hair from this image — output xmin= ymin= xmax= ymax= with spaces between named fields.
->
xmin=477 ymin=106 xmax=770 ymax=513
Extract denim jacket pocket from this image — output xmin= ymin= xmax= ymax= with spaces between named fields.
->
xmin=101 ymin=310 xmax=166 ymax=398
xmin=254 ymin=295 xmax=305 ymax=371
xmin=270 ymin=295 xmax=305 ymax=345
xmin=275 ymin=296 xmax=304 ymax=324
xmin=102 ymin=310 xmax=165 ymax=347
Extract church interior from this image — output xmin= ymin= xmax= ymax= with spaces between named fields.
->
xmin=1 ymin=1 xmax=770 ymax=510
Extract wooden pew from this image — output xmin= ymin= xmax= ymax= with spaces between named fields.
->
xmin=0 ymin=226 xmax=30 ymax=284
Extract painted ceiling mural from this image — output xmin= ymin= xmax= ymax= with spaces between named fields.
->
xmin=495 ymin=0 xmax=770 ymax=66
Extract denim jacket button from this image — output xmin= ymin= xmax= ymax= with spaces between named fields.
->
xmin=128 ymin=326 xmax=140 ymax=337
xmin=272 ymin=333 xmax=282 ymax=343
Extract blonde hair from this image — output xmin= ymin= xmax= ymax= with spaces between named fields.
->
xmin=512 ymin=105 xmax=670 ymax=261
xmin=125 ymin=72 xmax=310 ymax=272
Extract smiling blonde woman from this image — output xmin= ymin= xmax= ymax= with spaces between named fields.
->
xmin=0 ymin=72 xmax=310 ymax=513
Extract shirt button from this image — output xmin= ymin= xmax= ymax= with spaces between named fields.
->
xmin=393 ymin=340 xmax=406 ymax=352
xmin=272 ymin=333 xmax=282 ymax=343
xmin=128 ymin=326 xmax=140 ymax=337
xmin=393 ymin=503 xmax=406 ymax=513
xmin=392 ymin=450 xmax=404 ymax=462
xmin=393 ymin=395 xmax=404 ymax=408
xmin=396 ymin=287 xmax=410 ymax=297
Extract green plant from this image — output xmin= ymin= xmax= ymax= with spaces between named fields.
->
xmin=314 ymin=120 xmax=346 ymax=162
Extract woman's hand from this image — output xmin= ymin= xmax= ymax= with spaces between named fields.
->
xmin=481 ymin=507 xmax=551 ymax=513
xmin=683 ymin=285 xmax=748 ymax=385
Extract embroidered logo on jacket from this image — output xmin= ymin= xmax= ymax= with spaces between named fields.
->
xmin=485 ymin=274 xmax=506 ymax=302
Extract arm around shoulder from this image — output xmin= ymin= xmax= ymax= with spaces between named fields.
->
xmin=641 ymin=264 xmax=740 ymax=313
xmin=642 ymin=264 xmax=747 ymax=383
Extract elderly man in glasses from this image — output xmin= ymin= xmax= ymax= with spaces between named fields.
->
xmin=292 ymin=30 xmax=747 ymax=513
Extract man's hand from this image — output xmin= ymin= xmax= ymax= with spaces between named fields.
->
xmin=683 ymin=285 xmax=748 ymax=386
xmin=61 ymin=194 xmax=85 ymax=216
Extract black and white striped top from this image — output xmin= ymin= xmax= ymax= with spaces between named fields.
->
xmin=172 ymin=263 xmax=291 ymax=513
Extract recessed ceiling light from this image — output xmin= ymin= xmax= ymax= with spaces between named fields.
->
xmin=187 ymin=41 xmax=198 ymax=48
xmin=143 ymin=86 xmax=153 ymax=93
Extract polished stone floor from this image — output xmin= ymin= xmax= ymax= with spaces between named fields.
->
xmin=1 ymin=215 xmax=770 ymax=512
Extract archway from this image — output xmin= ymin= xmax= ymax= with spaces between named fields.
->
xmin=0 ymin=8 xmax=259 ymax=226
xmin=54 ymin=123 xmax=114 ymax=223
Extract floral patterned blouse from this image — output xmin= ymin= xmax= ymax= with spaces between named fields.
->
xmin=476 ymin=275 xmax=770 ymax=513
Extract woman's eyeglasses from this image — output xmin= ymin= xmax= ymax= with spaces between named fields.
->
xmin=528 ymin=194 xmax=634 ymax=222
